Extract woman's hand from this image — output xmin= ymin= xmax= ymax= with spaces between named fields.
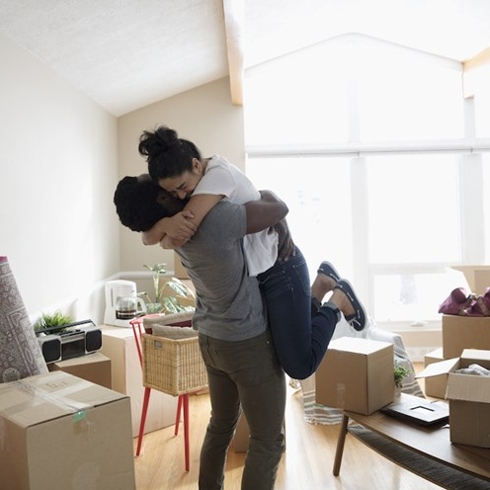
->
xmin=274 ymin=219 xmax=296 ymax=262
xmin=142 ymin=211 xmax=196 ymax=246
xmin=162 ymin=211 xmax=197 ymax=240
xmin=160 ymin=234 xmax=188 ymax=249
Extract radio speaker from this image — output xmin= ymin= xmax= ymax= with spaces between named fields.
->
xmin=86 ymin=328 xmax=102 ymax=352
xmin=38 ymin=336 xmax=62 ymax=363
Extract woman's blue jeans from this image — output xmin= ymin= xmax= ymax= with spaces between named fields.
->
xmin=258 ymin=247 xmax=339 ymax=380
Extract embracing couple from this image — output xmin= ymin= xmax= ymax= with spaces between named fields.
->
xmin=114 ymin=125 xmax=367 ymax=490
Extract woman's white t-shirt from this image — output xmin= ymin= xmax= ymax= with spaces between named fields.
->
xmin=192 ymin=155 xmax=278 ymax=276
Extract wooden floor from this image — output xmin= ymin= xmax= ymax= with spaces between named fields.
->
xmin=133 ymin=364 xmax=442 ymax=490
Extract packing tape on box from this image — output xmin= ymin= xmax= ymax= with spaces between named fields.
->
xmin=13 ymin=376 xmax=93 ymax=411
xmin=0 ymin=375 xmax=94 ymax=427
xmin=335 ymin=383 xmax=347 ymax=408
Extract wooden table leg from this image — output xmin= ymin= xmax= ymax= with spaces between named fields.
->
xmin=333 ymin=413 xmax=349 ymax=476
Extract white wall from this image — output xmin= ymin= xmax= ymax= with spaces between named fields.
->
xmin=117 ymin=77 xmax=245 ymax=273
xmin=0 ymin=33 xmax=119 ymax=323
xmin=0 ymin=29 xmax=244 ymax=326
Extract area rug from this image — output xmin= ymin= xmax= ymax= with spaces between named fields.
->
xmin=348 ymin=424 xmax=490 ymax=489
xmin=0 ymin=256 xmax=47 ymax=382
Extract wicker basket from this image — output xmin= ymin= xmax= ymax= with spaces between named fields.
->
xmin=141 ymin=332 xmax=208 ymax=396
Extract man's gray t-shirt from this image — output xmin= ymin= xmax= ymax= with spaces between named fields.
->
xmin=176 ymin=201 xmax=267 ymax=341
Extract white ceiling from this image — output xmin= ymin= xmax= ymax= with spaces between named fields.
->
xmin=1 ymin=0 xmax=489 ymax=117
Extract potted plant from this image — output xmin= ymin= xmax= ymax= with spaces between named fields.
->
xmin=33 ymin=310 xmax=74 ymax=335
xmin=138 ymin=263 xmax=195 ymax=315
xmin=394 ymin=364 xmax=410 ymax=395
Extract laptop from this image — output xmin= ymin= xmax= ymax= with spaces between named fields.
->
xmin=381 ymin=397 xmax=449 ymax=426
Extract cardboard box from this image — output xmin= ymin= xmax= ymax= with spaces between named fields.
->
xmin=423 ymin=348 xmax=448 ymax=398
xmin=232 ymin=414 xmax=286 ymax=453
xmin=233 ymin=414 xmax=250 ymax=452
xmin=174 ymin=253 xmax=189 ymax=279
xmin=315 ymin=337 xmax=394 ymax=415
xmin=100 ymin=325 xmax=178 ymax=437
xmin=450 ymin=265 xmax=490 ymax=294
xmin=417 ymin=357 xmax=460 ymax=399
xmin=0 ymin=371 xmax=135 ymax=490
xmin=424 ymin=347 xmax=444 ymax=367
xmin=442 ymin=314 xmax=490 ymax=359
xmin=446 ymin=357 xmax=490 ymax=448
xmin=48 ymin=352 xmax=112 ymax=388
xmin=417 ymin=349 xmax=490 ymax=400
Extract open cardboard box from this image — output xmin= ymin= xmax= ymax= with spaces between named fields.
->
xmin=417 ymin=348 xmax=490 ymax=399
xmin=446 ymin=370 xmax=490 ymax=448
xmin=315 ymin=337 xmax=394 ymax=415
xmin=0 ymin=371 xmax=135 ymax=490
xmin=417 ymin=349 xmax=490 ymax=448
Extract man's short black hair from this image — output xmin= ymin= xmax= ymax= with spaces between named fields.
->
xmin=114 ymin=176 xmax=170 ymax=232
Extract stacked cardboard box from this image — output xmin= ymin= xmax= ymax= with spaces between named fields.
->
xmin=423 ymin=347 xmax=443 ymax=366
xmin=48 ymin=352 xmax=112 ymax=388
xmin=232 ymin=414 xmax=286 ymax=453
xmin=435 ymin=265 xmax=490 ymax=359
xmin=424 ymin=315 xmax=490 ymax=397
xmin=442 ymin=315 xmax=490 ymax=358
xmin=424 ymin=315 xmax=490 ymax=398
xmin=100 ymin=325 xmax=178 ymax=437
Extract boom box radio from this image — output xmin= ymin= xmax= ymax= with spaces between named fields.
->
xmin=37 ymin=320 xmax=102 ymax=364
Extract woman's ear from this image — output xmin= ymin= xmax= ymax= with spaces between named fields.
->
xmin=192 ymin=158 xmax=203 ymax=174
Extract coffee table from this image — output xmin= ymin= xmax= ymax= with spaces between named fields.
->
xmin=333 ymin=394 xmax=490 ymax=489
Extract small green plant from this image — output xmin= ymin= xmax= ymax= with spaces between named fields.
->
xmin=34 ymin=310 xmax=74 ymax=335
xmin=394 ymin=364 xmax=411 ymax=388
xmin=138 ymin=263 xmax=195 ymax=315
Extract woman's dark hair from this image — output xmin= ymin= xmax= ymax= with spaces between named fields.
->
xmin=138 ymin=126 xmax=202 ymax=182
xmin=114 ymin=176 xmax=170 ymax=232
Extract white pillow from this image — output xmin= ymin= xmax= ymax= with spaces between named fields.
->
xmin=151 ymin=324 xmax=198 ymax=339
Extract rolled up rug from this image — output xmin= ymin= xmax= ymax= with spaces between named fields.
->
xmin=0 ymin=256 xmax=47 ymax=382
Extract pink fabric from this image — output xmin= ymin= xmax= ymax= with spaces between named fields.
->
xmin=466 ymin=287 xmax=490 ymax=316
xmin=439 ymin=287 xmax=490 ymax=317
xmin=438 ymin=287 xmax=476 ymax=315
xmin=0 ymin=256 xmax=48 ymax=382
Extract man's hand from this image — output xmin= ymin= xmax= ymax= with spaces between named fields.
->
xmin=273 ymin=219 xmax=295 ymax=262
xmin=245 ymin=190 xmax=289 ymax=234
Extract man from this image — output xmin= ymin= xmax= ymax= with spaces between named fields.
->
xmin=115 ymin=175 xmax=288 ymax=489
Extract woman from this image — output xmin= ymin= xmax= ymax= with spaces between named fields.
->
xmin=137 ymin=125 xmax=367 ymax=380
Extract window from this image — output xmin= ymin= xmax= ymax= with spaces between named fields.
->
xmin=473 ymin=74 xmax=490 ymax=139
xmin=247 ymin=153 xmax=468 ymax=325
xmin=247 ymin=156 xmax=353 ymax=280
xmin=484 ymin=154 xmax=490 ymax=254
xmin=366 ymin=154 xmax=460 ymax=264
xmin=244 ymin=35 xmax=490 ymax=328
